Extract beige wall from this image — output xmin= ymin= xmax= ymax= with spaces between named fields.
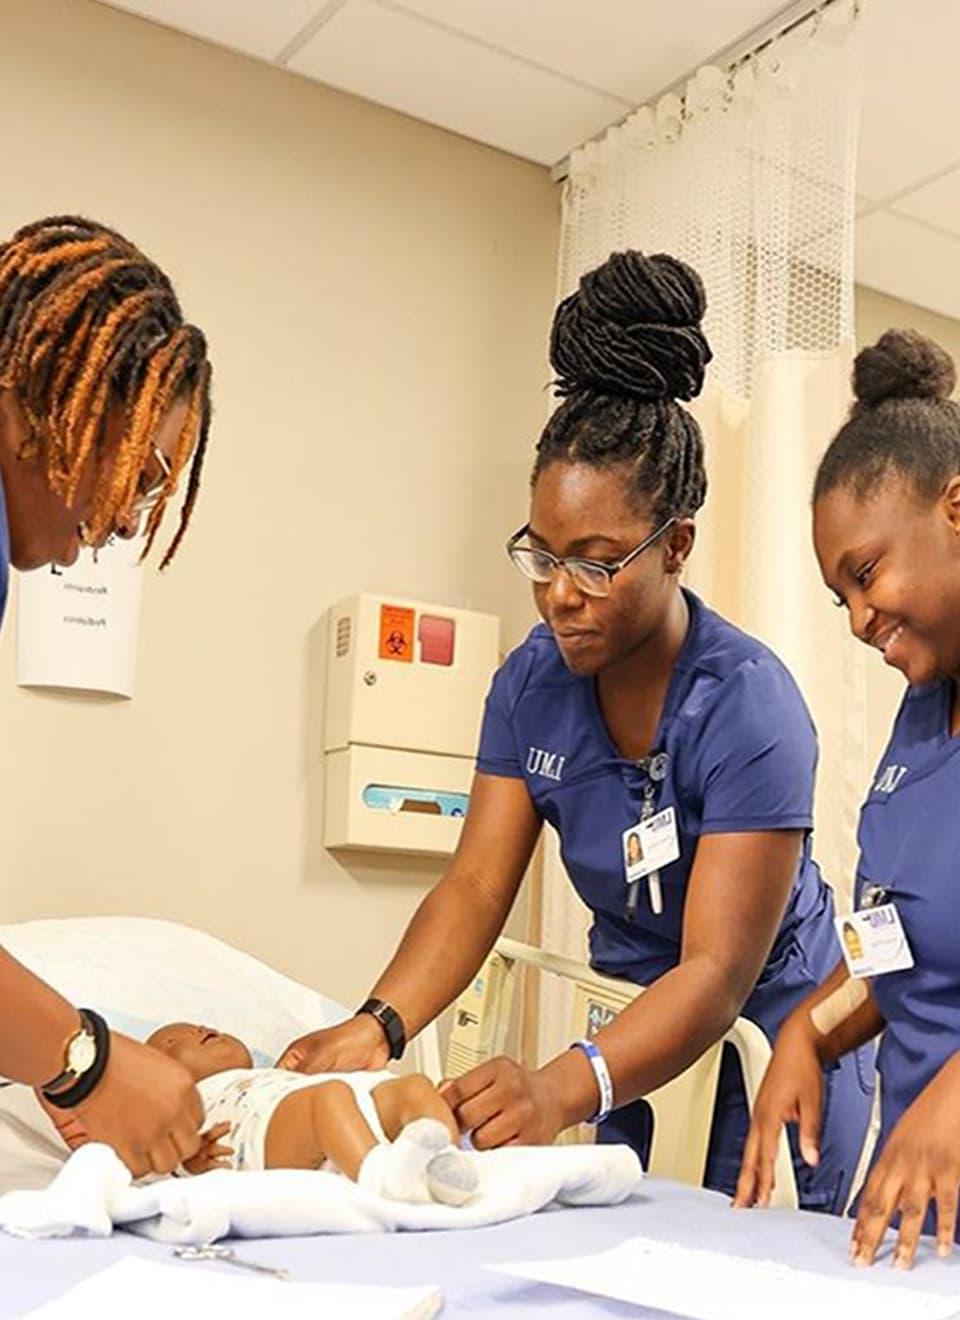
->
xmin=0 ymin=0 xmax=558 ymax=1005
xmin=854 ymin=286 xmax=960 ymax=780
xmin=8 ymin=0 xmax=953 ymax=1012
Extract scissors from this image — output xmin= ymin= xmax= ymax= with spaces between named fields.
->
xmin=172 ymin=1244 xmax=291 ymax=1280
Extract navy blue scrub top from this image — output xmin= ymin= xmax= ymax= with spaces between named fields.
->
xmin=855 ymin=679 xmax=960 ymax=1152
xmin=0 ymin=474 xmax=8 ymax=629
xmin=477 ymin=589 xmax=842 ymax=1039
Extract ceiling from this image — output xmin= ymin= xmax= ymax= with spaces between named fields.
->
xmin=94 ymin=0 xmax=960 ymax=321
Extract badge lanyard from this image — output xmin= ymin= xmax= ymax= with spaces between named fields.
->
xmin=625 ymin=752 xmax=670 ymax=923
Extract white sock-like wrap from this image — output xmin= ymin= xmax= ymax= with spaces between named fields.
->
xmin=356 ymin=1119 xmax=478 ymax=1206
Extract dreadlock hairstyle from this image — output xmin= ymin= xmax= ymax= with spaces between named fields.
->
xmin=0 ymin=215 xmax=212 ymax=568
xmin=813 ymin=329 xmax=960 ymax=505
xmin=533 ymin=249 xmax=713 ymax=522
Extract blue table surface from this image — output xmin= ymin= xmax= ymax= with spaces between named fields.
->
xmin=4 ymin=1177 xmax=960 ymax=1318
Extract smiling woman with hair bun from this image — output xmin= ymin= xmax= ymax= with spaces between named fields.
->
xmin=741 ymin=327 xmax=960 ymax=1267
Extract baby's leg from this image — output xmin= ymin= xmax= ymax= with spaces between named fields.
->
xmin=264 ymin=1079 xmax=377 ymax=1179
xmin=372 ymin=1075 xmax=478 ymax=1207
xmin=371 ymin=1075 xmax=458 ymax=1144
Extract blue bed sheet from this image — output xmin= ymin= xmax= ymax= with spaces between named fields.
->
xmin=4 ymin=1177 xmax=960 ymax=1318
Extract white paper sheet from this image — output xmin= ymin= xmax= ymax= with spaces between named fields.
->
xmin=20 ymin=1256 xmax=443 ymax=1320
xmin=16 ymin=536 xmax=144 ymax=698
xmin=494 ymin=1234 xmax=960 ymax=1320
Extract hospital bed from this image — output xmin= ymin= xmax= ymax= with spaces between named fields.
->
xmin=4 ymin=1176 xmax=958 ymax=1319
xmin=1 ymin=917 xmax=893 ymax=1319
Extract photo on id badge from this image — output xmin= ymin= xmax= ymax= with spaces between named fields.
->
xmin=623 ymin=827 xmax=647 ymax=882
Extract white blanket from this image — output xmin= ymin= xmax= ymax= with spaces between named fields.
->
xmin=0 ymin=1141 xmax=642 ymax=1243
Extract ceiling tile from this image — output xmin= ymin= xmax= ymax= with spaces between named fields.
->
xmin=856 ymin=209 xmax=960 ymax=321
xmin=289 ymin=0 xmax=630 ymax=164
xmin=383 ymin=0 xmax=789 ymax=101
xmin=893 ymin=165 xmax=960 ymax=238
xmin=97 ymin=0 xmax=325 ymax=61
xmin=857 ymin=0 xmax=960 ymax=202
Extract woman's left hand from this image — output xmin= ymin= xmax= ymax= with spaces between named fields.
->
xmin=852 ymin=1053 xmax=960 ymax=1268
xmin=439 ymin=1057 xmax=566 ymax=1149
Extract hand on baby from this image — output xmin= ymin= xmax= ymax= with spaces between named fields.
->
xmin=277 ymin=1017 xmax=389 ymax=1073
xmin=38 ymin=1031 xmax=205 ymax=1178
xmin=440 ymin=1057 xmax=566 ymax=1148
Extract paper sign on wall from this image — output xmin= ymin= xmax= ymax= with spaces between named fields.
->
xmin=16 ymin=536 xmax=145 ymax=699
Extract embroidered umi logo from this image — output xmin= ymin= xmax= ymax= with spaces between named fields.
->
xmin=874 ymin=764 xmax=907 ymax=795
xmin=526 ymin=747 xmax=565 ymax=781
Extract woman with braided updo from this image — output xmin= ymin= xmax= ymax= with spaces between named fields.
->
xmin=739 ymin=330 xmax=960 ymax=1268
xmin=279 ymin=250 xmax=872 ymax=1213
xmin=0 ymin=216 xmax=212 ymax=1177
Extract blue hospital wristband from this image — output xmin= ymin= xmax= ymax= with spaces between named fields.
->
xmin=570 ymin=1037 xmax=614 ymax=1126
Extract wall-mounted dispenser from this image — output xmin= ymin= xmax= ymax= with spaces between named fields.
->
xmin=323 ymin=593 xmax=500 ymax=856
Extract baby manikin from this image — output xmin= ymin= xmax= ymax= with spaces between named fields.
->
xmin=147 ymin=1023 xmax=478 ymax=1207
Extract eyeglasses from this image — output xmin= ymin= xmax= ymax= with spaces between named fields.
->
xmin=506 ymin=517 xmax=676 ymax=599
xmin=129 ymin=445 xmax=172 ymax=519
xmin=75 ymin=445 xmax=173 ymax=553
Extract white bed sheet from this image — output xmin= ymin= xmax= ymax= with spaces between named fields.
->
xmin=5 ymin=1177 xmax=960 ymax=1320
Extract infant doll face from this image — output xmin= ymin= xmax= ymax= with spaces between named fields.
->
xmin=147 ymin=1022 xmax=253 ymax=1081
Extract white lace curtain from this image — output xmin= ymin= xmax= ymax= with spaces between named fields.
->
xmin=538 ymin=0 xmax=866 ymax=1061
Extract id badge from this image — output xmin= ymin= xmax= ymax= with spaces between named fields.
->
xmin=835 ymin=904 xmax=915 ymax=979
xmin=622 ymin=807 xmax=680 ymax=882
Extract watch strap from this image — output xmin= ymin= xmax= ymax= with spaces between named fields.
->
xmin=42 ymin=1009 xmax=111 ymax=1109
xmin=356 ymin=998 xmax=406 ymax=1061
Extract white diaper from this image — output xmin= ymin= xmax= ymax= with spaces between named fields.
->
xmin=197 ymin=1068 xmax=395 ymax=1172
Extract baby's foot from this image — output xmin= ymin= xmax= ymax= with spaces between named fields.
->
xmin=426 ymin=1147 xmax=479 ymax=1207
xmin=381 ymin=1118 xmax=451 ymax=1203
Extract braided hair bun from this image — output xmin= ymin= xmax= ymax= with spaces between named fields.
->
xmin=550 ymin=250 xmax=712 ymax=403
xmin=853 ymin=329 xmax=956 ymax=410
xmin=814 ymin=327 xmax=960 ymax=504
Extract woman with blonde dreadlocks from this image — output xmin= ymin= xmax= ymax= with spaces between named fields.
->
xmin=0 ymin=216 xmax=213 ymax=1178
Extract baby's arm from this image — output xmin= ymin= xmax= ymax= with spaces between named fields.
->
xmin=263 ymin=1079 xmax=377 ymax=1178
xmin=182 ymin=1122 xmax=233 ymax=1174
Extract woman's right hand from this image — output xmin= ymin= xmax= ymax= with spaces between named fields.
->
xmin=276 ymin=1016 xmax=389 ymax=1073
xmin=734 ymin=1015 xmax=825 ymax=1208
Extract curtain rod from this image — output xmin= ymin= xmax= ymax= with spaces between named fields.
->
xmin=549 ymin=0 xmax=846 ymax=183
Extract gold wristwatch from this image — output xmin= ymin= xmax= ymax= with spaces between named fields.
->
xmin=42 ymin=1011 xmax=98 ymax=1095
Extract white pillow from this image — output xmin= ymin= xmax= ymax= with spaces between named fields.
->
xmin=0 ymin=916 xmax=350 ymax=1192
xmin=0 ymin=915 xmax=349 ymax=1060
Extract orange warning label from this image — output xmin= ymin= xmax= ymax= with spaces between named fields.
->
xmin=378 ymin=604 xmax=415 ymax=663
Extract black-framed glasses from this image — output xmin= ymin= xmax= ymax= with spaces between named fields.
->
xmin=506 ymin=517 xmax=676 ymax=599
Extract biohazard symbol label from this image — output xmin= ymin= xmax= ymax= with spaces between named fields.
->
xmin=378 ymin=605 xmax=415 ymax=663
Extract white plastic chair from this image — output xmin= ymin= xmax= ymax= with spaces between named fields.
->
xmin=413 ymin=936 xmax=798 ymax=1208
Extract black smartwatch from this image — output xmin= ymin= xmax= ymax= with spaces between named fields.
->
xmin=356 ymin=998 xmax=406 ymax=1061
